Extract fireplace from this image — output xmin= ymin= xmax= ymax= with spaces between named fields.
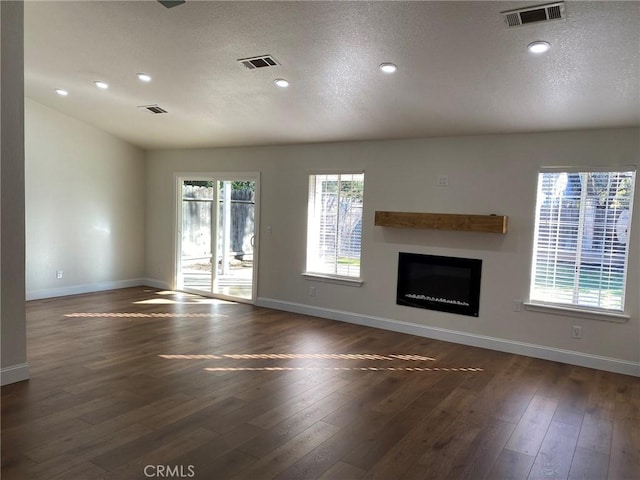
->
xmin=396 ymin=252 xmax=482 ymax=317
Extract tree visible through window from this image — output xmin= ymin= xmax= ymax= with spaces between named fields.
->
xmin=530 ymin=168 xmax=636 ymax=312
xmin=306 ymin=173 xmax=364 ymax=278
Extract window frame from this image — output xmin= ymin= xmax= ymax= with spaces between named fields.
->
xmin=527 ymin=166 xmax=636 ymax=320
xmin=304 ymin=171 xmax=365 ymax=285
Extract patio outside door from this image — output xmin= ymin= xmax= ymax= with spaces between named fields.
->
xmin=177 ymin=174 xmax=258 ymax=303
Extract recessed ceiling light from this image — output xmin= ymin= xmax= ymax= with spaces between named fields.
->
xmin=137 ymin=73 xmax=152 ymax=82
xmin=274 ymin=78 xmax=290 ymax=88
xmin=379 ymin=63 xmax=398 ymax=74
xmin=527 ymin=41 xmax=551 ymax=54
xmin=94 ymin=81 xmax=109 ymax=89
xmin=55 ymin=89 xmax=68 ymax=96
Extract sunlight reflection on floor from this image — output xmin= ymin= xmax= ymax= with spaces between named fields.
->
xmin=158 ymin=352 xmax=483 ymax=373
xmin=204 ymin=366 xmax=483 ymax=372
xmin=133 ymin=298 xmax=235 ymax=305
xmin=136 ymin=290 xmax=236 ymax=305
xmin=64 ymin=312 xmax=227 ymax=318
xmin=159 ymin=353 xmax=437 ymax=361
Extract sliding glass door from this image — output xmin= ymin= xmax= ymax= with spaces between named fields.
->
xmin=213 ymin=179 xmax=256 ymax=300
xmin=176 ymin=174 xmax=258 ymax=303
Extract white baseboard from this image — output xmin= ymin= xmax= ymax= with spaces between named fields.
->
xmin=1 ymin=363 xmax=30 ymax=386
xmin=26 ymin=278 xmax=148 ymax=300
xmin=256 ymin=297 xmax=640 ymax=377
xmin=26 ymin=278 xmax=174 ymax=301
xmin=140 ymin=278 xmax=172 ymax=290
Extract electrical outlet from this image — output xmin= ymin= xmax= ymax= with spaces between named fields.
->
xmin=309 ymin=286 xmax=316 ymax=297
xmin=437 ymin=175 xmax=449 ymax=187
xmin=512 ymin=300 xmax=522 ymax=312
xmin=572 ymin=325 xmax=582 ymax=339
xmin=56 ymin=270 xmax=63 ymax=279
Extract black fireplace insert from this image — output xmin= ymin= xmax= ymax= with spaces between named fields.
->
xmin=396 ymin=252 xmax=482 ymax=317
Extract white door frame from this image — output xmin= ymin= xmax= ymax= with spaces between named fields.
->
xmin=174 ymin=172 xmax=260 ymax=304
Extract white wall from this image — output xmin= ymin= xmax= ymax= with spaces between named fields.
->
xmin=1 ymin=0 xmax=29 ymax=385
xmin=25 ymin=99 xmax=146 ymax=299
xmin=146 ymin=128 xmax=640 ymax=375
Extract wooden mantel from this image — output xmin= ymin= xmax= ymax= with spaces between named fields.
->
xmin=374 ymin=211 xmax=508 ymax=234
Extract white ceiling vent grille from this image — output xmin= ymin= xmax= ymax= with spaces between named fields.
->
xmin=157 ymin=0 xmax=185 ymax=8
xmin=138 ymin=105 xmax=168 ymax=114
xmin=237 ymin=55 xmax=279 ymax=70
xmin=501 ymin=2 xmax=565 ymax=27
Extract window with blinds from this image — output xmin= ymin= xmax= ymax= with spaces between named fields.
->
xmin=529 ymin=168 xmax=636 ymax=312
xmin=306 ymin=173 xmax=364 ymax=279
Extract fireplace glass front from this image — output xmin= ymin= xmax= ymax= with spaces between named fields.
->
xmin=396 ymin=252 xmax=482 ymax=317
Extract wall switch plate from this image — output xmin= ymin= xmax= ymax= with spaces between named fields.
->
xmin=572 ymin=326 xmax=582 ymax=339
xmin=512 ymin=300 xmax=522 ymax=312
xmin=437 ymin=175 xmax=449 ymax=186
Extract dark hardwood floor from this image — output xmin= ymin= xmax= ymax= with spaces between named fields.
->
xmin=2 ymin=287 xmax=639 ymax=480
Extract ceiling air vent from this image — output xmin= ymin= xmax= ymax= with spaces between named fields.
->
xmin=502 ymin=2 xmax=565 ymax=27
xmin=138 ymin=105 xmax=168 ymax=114
xmin=158 ymin=0 xmax=185 ymax=8
xmin=237 ymin=55 xmax=279 ymax=70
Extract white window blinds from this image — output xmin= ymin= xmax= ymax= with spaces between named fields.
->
xmin=306 ymin=173 xmax=364 ymax=278
xmin=530 ymin=168 xmax=636 ymax=312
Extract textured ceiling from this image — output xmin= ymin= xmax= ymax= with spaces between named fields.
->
xmin=24 ymin=1 xmax=640 ymax=149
